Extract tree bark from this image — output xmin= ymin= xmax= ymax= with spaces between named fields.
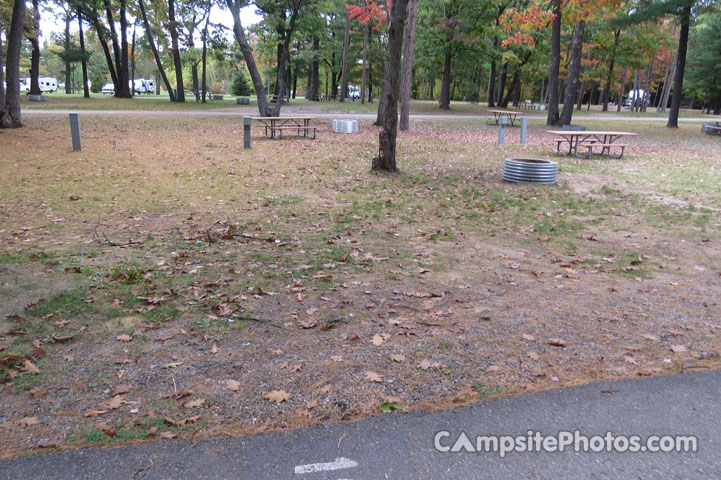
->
xmin=657 ymin=52 xmax=675 ymax=113
xmin=339 ymin=11 xmax=351 ymax=102
xmin=439 ymin=48 xmax=452 ymax=109
xmin=307 ymin=36 xmax=319 ymax=100
xmin=0 ymin=28 xmax=5 ymax=108
xmin=372 ymin=0 xmax=409 ymax=172
xmin=399 ymin=0 xmax=418 ymax=130
xmin=602 ymin=29 xmax=620 ymax=112
xmin=139 ymin=0 xmax=175 ymax=101
xmin=667 ymin=2 xmax=691 ymax=128
xmin=546 ymin=0 xmax=561 ymax=126
xmin=227 ymin=0 xmax=270 ymax=116
xmin=78 ymin=8 xmax=89 ymax=98
xmin=487 ymin=58 xmax=496 ymax=107
xmin=1 ymin=0 xmax=25 ymax=128
xmin=64 ymin=12 xmax=72 ymax=94
xmin=202 ymin=2 xmax=209 ymax=103
xmin=360 ymin=26 xmax=368 ymax=104
xmin=29 ymin=0 xmax=41 ymax=95
xmin=168 ymin=0 xmax=185 ymax=102
xmin=558 ymin=20 xmax=585 ymax=126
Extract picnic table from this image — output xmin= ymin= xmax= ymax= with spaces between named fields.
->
xmin=251 ymin=116 xmax=316 ymax=140
xmin=702 ymin=121 xmax=721 ymax=135
xmin=488 ymin=109 xmax=525 ymax=126
xmin=546 ymin=130 xmax=637 ymax=159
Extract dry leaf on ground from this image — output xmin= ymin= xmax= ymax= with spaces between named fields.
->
xmin=264 ymin=390 xmax=291 ymax=403
xmin=364 ymin=371 xmax=383 ymax=382
xmin=226 ymin=379 xmax=240 ymax=392
xmin=18 ymin=416 xmax=40 ymax=427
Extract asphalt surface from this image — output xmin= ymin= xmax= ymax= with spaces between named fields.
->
xmin=2 ymin=369 xmax=719 ymax=480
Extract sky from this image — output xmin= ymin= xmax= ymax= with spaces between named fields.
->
xmin=38 ymin=3 xmax=262 ymax=44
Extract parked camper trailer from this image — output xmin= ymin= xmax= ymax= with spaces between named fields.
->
xmin=38 ymin=77 xmax=58 ymax=93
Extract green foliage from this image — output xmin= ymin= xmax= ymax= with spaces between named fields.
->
xmin=231 ymin=71 xmax=253 ymax=96
xmin=686 ymin=13 xmax=721 ymax=103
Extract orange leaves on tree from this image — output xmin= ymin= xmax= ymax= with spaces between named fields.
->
xmin=347 ymin=1 xmax=387 ymax=31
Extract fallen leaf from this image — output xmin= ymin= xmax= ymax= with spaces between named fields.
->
xmin=37 ymin=439 xmax=60 ymax=448
xmin=641 ymin=333 xmax=660 ymax=342
xmin=22 ymin=360 xmax=41 ymax=374
xmin=291 ymin=364 xmax=303 ymax=373
xmin=371 ymin=334 xmax=386 ymax=346
xmin=160 ymin=432 xmax=178 ymax=439
xmin=526 ymin=351 xmax=540 ymax=360
xmin=670 ymin=345 xmax=687 ymax=353
xmin=418 ymin=359 xmax=445 ymax=370
xmin=155 ymin=332 xmax=176 ymax=342
xmin=82 ymin=410 xmax=108 ymax=418
xmin=623 ymin=355 xmax=638 ymax=365
xmin=105 ymin=395 xmax=124 ymax=410
xmin=226 ymin=379 xmax=240 ymax=392
xmin=548 ymin=338 xmax=566 ymax=348
xmin=18 ymin=416 xmax=40 ymax=427
xmin=212 ymin=303 xmax=234 ymax=316
xmin=210 ymin=342 xmax=219 ymax=354
xmin=28 ymin=387 xmax=47 ymax=398
xmin=305 ymin=400 xmax=319 ymax=410
xmin=330 ymin=355 xmax=343 ymax=362
xmin=116 ymin=334 xmax=132 ymax=342
xmin=521 ymin=333 xmax=535 ymax=341
xmin=297 ymin=320 xmax=316 ymax=329
xmin=389 ymin=354 xmax=406 ymax=362
xmin=316 ymin=384 xmax=332 ymax=395
xmin=162 ymin=362 xmax=184 ymax=369
xmin=365 ymin=371 xmax=383 ymax=382
xmin=111 ymin=383 xmax=132 ymax=396
xmin=182 ymin=398 xmax=206 ymax=409
xmin=94 ymin=423 xmax=117 ymax=437
xmin=486 ymin=365 xmax=501 ymax=372
xmin=264 ymin=390 xmax=291 ymax=403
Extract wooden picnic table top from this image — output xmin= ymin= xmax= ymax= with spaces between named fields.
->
xmin=251 ymin=116 xmax=315 ymax=121
xmin=545 ymin=130 xmax=638 ymax=136
xmin=489 ymin=109 xmax=524 ymax=115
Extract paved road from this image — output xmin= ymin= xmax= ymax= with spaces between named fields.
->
xmin=2 ymin=369 xmax=719 ymax=480
xmin=21 ymin=108 xmax=721 ymax=123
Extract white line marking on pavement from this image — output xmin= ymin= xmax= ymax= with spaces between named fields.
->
xmin=294 ymin=457 xmax=359 ymax=474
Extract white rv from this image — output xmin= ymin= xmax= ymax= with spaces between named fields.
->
xmin=38 ymin=77 xmax=58 ymax=93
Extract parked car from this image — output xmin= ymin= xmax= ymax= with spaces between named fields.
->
xmin=101 ymin=83 xmax=115 ymax=94
xmin=145 ymin=80 xmax=155 ymax=94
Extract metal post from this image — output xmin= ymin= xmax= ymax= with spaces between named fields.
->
xmin=243 ymin=116 xmax=251 ymax=149
xmin=520 ymin=117 xmax=528 ymax=145
xmin=69 ymin=113 xmax=81 ymax=151
xmin=498 ymin=117 xmax=507 ymax=145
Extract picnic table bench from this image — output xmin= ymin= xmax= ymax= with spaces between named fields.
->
xmin=546 ymin=130 xmax=638 ymax=159
xmin=251 ymin=116 xmax=316 ymax=140
xmin=488 ymin=109 xmax=525 ymax=126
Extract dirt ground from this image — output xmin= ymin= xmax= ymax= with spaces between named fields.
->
xmin=1 ymin=112 xmax=720 ymax=457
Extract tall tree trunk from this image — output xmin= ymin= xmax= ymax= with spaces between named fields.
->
xmin=495 ymin=62 xmax=507 ymax=105
xmin=308 ymin=36 xmax=319 ymax=100
xmin=617 ymin=66 xmax=628 ymax=112
xmin=78 ymin=8 xmax=89 ymax=98
xmin=1 ymin=0 xmax=25 ymax=128
xmin=139 ymin=0 xmax=175 ymax=101
xmin=546 ymin=0 xmax=561 ymax=125
xmin=372 ymin=0 xmax=410 ymax=172
xmin=360 ymin=26 xmax=368 ymax=104
xmin=439 ymin=48 xmax=452 ymax=109
xmin=202 ymin=3 xmax=209 ymax=103
xmin=29 ymin=0 xmax=41 ymax=95
xmin=104 ymin=0 xmax=123 ymax=93
xmin=117 ymin=0 xmax=131 ymax=97
xmin=331 ymin=52 xmax=338 ymax=98
xmin=64 ymin=13 xmax=72 ymax=94
xmin=667 ymin=2 xmax=691 ymax=128
xmin=269 ymin=1 xmax=302 ymax=117
xmin=339 ymin=11 xmax=351 ymax=102
xmin=602 ymin=30 xmax=619 ymax=112
xmin=168 ymin=0 xmax=185 ymax=102
xmin=577 ymin=49 xmax=592 ymax=110
xmin=399 ymin=0 xmax=418 ymax=130
xmin=558 ymin=20 xmax=585 ymax=126
xmin=487 ymin=58 xmax=496 ymax=107
xmin=657 ymin=53 xmax=675 ymax=112
xmin=131 ymin=23 xmax=136 ymax=94
xmin=0 ymin=28 xmax=5 ymax=108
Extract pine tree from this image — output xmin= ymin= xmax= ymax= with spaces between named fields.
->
xmin=232 ymin=71 xmax=253 ymax=96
